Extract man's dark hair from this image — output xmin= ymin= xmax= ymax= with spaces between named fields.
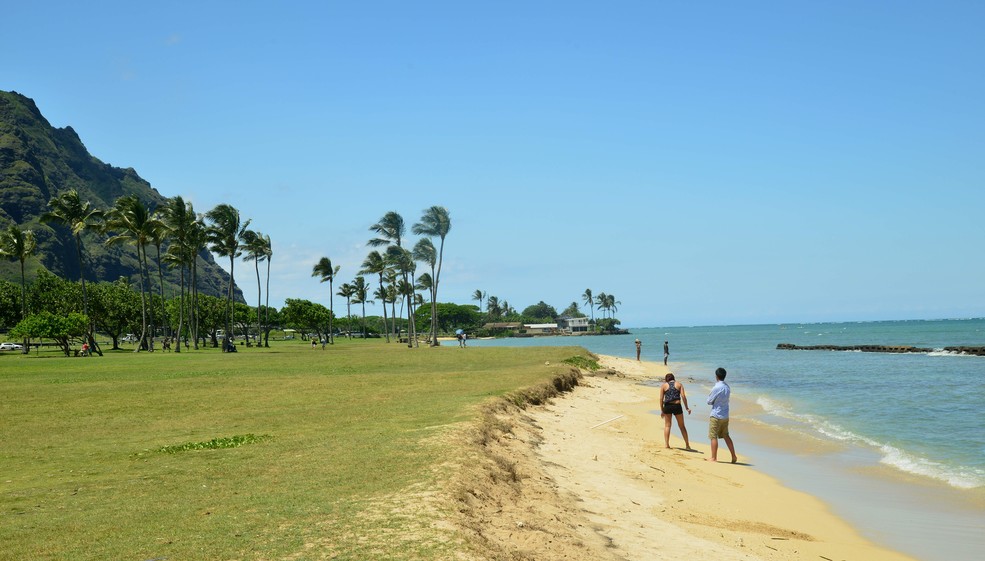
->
xmin=715 ymin=367 xmax=727 ymax=380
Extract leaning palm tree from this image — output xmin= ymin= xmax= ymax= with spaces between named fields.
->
xmin=472 ymin=289 xmax=486 ymax=313
xmin=205 ymin=203 xmax=250 ymax=352
xmin=104 ymin=195 xmax=156 ymax=351
xmin=337 ymin=282 xmax=355 ymax=338
xmin=312 ymin=257 xmax=341 ymax=344
xmin=412 ymin=206 xmax=450 ymax=346
xmin=41 ymin=189 xmax=104 ymax=355
xmin=368 ymin=211 xmax=406 ymax=248
xmin=243 ymin=229 xmax=269 ymax=347
xmin=359 ymin=251 xmax=389 ymax=343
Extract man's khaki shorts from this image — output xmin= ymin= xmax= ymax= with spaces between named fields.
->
xmin=708 ymin=417 xmax=730 ymax=439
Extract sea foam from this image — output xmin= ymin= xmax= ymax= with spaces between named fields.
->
xmin=756 ymin=397 xmax=984 ymax=489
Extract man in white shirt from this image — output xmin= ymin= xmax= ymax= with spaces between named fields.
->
xmin=707 ymin=367 xmax=737 ymax=463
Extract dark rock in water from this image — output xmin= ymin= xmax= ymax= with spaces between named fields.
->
xmin=776 ymin=343 xmax=985 ymax=356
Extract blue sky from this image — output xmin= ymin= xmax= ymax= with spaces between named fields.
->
xmin=4 ymin=1 xmax=983 ymax=327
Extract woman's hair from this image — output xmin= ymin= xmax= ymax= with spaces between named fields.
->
xmin=665 ymin=373 xmax=675 ymax=382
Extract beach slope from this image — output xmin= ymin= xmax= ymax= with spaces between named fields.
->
xmin=454 ymin=354 xmax=916 ymax=561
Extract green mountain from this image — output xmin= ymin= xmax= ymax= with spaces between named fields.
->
xmin=0 ymin=90 xmax=242 ymax=301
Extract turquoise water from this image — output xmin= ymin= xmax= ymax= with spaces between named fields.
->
xmin=474 ymin=318 xmax=985 ymax=560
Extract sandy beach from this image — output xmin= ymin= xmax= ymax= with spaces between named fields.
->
xmin=456 ymin=354 xmax=917 ymax=560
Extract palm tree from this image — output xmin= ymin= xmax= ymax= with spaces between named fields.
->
xmin=486 ymin=295 xmax=501 ymax=319
xmin=472 ymin=289 xmax=486 ymax=313
xmin=0 ymin=224 xmax=36 ymax=319
xmin=161 ymin=196 xmax=197 ymax=353
xmin=205 ymin=203 xmax=250 ymax=352
xmin=186 ymin=214 xmax=208 ymax=349
xmin=104 ymin=195 xmax=156 ymax=351
xmin=243 ymin=230 xmax=270 ymax=347
xmin=311 ymin=257 xmax=341 ymax=344
xmin=351 ymin=276 xmax=371 ymax=338
xmin=384 ymin=268 xmax=399 ymax=338
xmin=359 ymin=251 xmax=389 ymax=343
xmin=595 ymin=292 xmax=609 ymax=319
xmin=0 ymin=225 xmax=36 ymax=354
xmin=337 ymin=282 xmax=355 ymax=338
xmin=412 ymin=239 xmax=436 ymax=342
xmin=605 ymin=294 xmax=621 ymax=318
xmin=148 ymin=211 xmax=168 ymax=341
xmin=370 ymin=211 xmax=418 ymax=345
xmin=261 ymin=233 xmax=272 ymax=347
xmin=412 ymin=206 xmax=450 ymax=346
xmin=502 ymin=300 xmax=514 ymax=317
xmin=582 ymin=288 xmax=595 ymax=327
xmin=386 ymin=245 xmax=417 ymax=346
xmin=41 ymin=189 xmax=104 ymax=355
xmin=368 ymin=211 xmax=406 ymax=248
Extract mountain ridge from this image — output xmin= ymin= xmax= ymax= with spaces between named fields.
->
xmin=0 ymin=90 xmax=242 ymax=302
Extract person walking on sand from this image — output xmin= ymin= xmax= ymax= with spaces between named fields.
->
xmin=659 ymin=373 xmax=692 ymax=449
xmin=663 ymin=340 xmax=669 ymax=365
xmin=635 ymin=338 xmax=642 ymax=361
xmin=707 ymin=367 xmax=737 ymax=463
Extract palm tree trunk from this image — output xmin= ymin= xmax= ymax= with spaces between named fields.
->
xmin=75 ymin=234 xmax=102 ymax=356
xmin=328 ymin=280 xmax=334 ymax=345
xmin=136 ymin=245 xmax=148 ymax=353
xmin=225 ymin=256 xmax=234 ymax=352
xmin=144 ymin=246 xmax=156 ymax=352
xmin=175 ymin=264 xmax=185 ymax=353
xmin=156 ymin=244 xmax=167 ymax=338
xmin=191 ymin=254 xmax=199 ymax=350
xmin=254 ymin=259 xmax=261 ymax=348
xmin=408 ymin=272 xmax=417 ymax=348
xmin=379 ymin=274 xmax=390 ymax=343
xmin=346 ymin=298 xmax=352 ymax=338
xmin=19 ymin=258 xmax=28 ymax=354
xmin=264 ymin=257 xmax=271 ymax=347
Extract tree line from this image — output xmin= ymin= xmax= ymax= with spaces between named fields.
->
xmin=0 ymin=189 xmax=458 ymax=354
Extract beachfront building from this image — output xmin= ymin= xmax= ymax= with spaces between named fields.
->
xmin=523 ymin=323 xmax=559 ymax=335
xmin=557 ymin=316 xmax=590 ymax=334
xmin=482 ymin=322 xmax=522 ymax=334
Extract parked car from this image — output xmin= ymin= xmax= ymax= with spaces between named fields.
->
xmin=0 ymin=342 xmax=24 ymax=351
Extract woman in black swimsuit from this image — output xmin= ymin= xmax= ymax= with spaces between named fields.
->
xmin=658 ymin=373 xmax=692 ymax=450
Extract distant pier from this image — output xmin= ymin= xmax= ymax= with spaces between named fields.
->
xmin=776 ymin=343 xmax=985 ymax=356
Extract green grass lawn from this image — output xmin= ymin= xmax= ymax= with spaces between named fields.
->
xmin=0 ymin=339 xmax=590 ymax=561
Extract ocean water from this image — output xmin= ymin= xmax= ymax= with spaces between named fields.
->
xmin=473 ymin=318 xmax=985 ymax=560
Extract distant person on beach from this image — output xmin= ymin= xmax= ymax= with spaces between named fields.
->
xmin=659 ymin=373 xmax=692 ymax=449
xmin=706 ymin=367 xmax=737 ymax=463
xmin=635 ymin=338 xmax=641 ymax=360
xmin=663 ymin=340 xmax=669 ymax=365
